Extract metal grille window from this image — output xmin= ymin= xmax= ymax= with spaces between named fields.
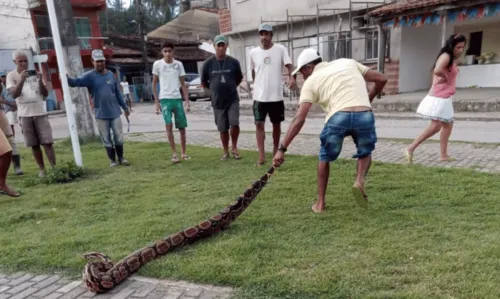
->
xmin=366 ymin=30 xmax=378 ymax=60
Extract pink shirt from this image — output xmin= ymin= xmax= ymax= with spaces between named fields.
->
xmin=430 ymin=63 xmax=458 ymax=99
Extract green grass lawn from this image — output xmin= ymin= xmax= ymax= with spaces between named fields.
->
xmin=1 ymin=140 xmax=500 ymax=299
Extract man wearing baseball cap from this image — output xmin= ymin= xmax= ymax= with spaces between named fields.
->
xmin=201 ymin=35 xmax=244 ymax=160
xmin=273 ymin=49 xmax=388 ymax=213
xmin=67 ymin=49 xmax=131 ymax=167
xmin=249 ymin=23 xmax=296 ymax=167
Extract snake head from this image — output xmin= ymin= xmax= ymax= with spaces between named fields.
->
xmin=83 ymin=252 xmax=112 ymax=264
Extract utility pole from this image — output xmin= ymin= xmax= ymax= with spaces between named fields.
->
xmin=51 ymin=0 xmax=97 ymax=139
xmin=136 ymin=0 xmax=151 ymax=100
xmin=46 ymin=0 xmax=83 ymax=166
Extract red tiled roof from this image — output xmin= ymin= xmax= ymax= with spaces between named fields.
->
xmin=369 ymin=0 xmax=458 ymax=16
xmin=369 ymin=0 xmax=499 ymax=17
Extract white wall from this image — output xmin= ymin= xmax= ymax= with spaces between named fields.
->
xmin=228 ymin=0 xmax=391 ymax=34
xmin=0 ymin=0 xmax=39 ymax=72
xmin=456 ymin=64 xmax=500 ymax=88
xmin=399 ymin=24 xmax=446 ymax=93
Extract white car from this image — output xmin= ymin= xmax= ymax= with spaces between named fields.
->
xmin=187 ymin=77 xmax=211 ymax=101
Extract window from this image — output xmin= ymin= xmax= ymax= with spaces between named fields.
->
xmin=74 ymin=18 xmax=92 ymax=50
xmin=365 ymin=29 xmax=391 ymax=60
xmin=325 ymin=32 xmax=351 ymax=60
xmin=365 ymin=30 xmax=378 ymax=60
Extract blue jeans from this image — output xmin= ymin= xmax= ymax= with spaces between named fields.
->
xmin=96 ymin=118 xmax=124 ymax=148
xmin=319 ymin=111 xmax=377 ymax=162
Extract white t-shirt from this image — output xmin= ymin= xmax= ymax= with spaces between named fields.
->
xmin=152 ymin=59 xmax=186 ymax=99
xmin=250 ymin=44 xmax=292 ymax=103
xmin=6 ymin=70 xmax=46 ymax=117
xmin=120 ymin=81 xmax=130 ymax=95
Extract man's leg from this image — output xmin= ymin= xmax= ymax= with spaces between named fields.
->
xmin=111 ymin=117 xmax=128 ymax=165
xmin=228 ymin=100 xmax=241 ymax=159
xmin=174 ymin=100 xmax=189 ymax=160
xmin=35 ymin=116 xmax=56 ymax=168
xmin=214 ymin=108 xmax=230 ymax=159
xmin=0 ymin=130 xmax=19 ymax=197
xmin=96 ymin=118 xmax=117 ymax=167
xmin=315 ymin=124 xmax=344 ymax=213
xmin=253 ymin=101 xmax=267 ymax=165
xmin=161 ymin=99 xmax=178 ymax=162
xmin=21 ymin=117 xmax=45 ymax=175
xmin=269 ymin=101 xmax=285 ymax=156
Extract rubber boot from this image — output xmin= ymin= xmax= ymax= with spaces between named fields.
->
xmin=106 ymin=147 xmax=118 ymax=167
xmin=12 ymin=155 xmax=24 ymax=175
xmin=115 ymin=145 xmax=129 ymax=166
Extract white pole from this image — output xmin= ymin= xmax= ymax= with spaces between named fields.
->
xmin=441 ymin=13 xmax=448 ymax=47
xmin=46 ymin=0 xmax=83 ymax=166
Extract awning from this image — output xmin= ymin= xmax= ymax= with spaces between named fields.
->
xmin=147 ymin=9 xmax=220 ymax=42
xmin=382 ymin=3 xmax=500 ymax=28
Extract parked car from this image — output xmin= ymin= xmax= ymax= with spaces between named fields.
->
xmin=184 ymin=73 xmax=200 ymax=83
xmin=187 ymin=77 xmax=211 ymax=101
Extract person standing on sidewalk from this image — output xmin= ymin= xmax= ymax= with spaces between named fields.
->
xmin=152 ymin=42 xmax=191 ymax=164
xmin=403 ymin=34 xmax=467 ymax=164
xmin=67 ymin=49 xmax=130 ymax=167
xmin=250 ymin=23 xmax=296 ymax=167
xmin=0 ymin=72 xmax=23 ymax=175
xmin=201 ymin=35 xmax=244 ymax=160
xmin=120 ymin=76 xmax=133 ymax=112
xmin=273 ymin=49 xmax=387 ymax=213
xmin=7 ymin=50 xmax=55 ymax=177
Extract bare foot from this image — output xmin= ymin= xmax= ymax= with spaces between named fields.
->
xmin=311 ymin=202 xmax=325 ymax=213
xmin=255 ymin=160 xmax=265 ymax=167
xmin=439 ymin=156 xmax=456 ymax=162
xmin=0 ymin=185 xmax=20 ymax=197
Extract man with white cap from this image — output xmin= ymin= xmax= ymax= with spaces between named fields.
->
xmin=67 ymin=49 xmax=130 ymax=167
xmin=250 ymin=23 xmax=296 ymax=167
xmin=273 ymin=49 xmax=388 ymax=213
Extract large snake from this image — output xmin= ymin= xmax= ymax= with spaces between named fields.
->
xmin=82 ymin=166 xmax=277 ymax=293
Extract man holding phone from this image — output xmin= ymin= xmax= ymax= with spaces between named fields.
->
xmin=7 ymin=50 xmax=56 ymax=177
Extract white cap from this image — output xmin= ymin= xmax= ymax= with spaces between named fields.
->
xmin=291 ymin=48 xmax=322 ymax=76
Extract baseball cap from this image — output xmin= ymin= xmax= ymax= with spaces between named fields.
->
xmin=91 ymin=49 xmax=106 ymax=61
xmin=214 ymin=35 xmax=228 ymax=45
xmin=258 ymin=23 xmax=273 ymax=33
xmin=0 ymin=72 xmax=6 ymax=77
xmin=291 ymin=48 xmax=322 ymax=76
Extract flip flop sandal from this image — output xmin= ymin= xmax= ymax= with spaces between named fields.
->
xmin=181 ymin=155 xmax=191 ymax=161
xmin=255 ymin=161 xmax=265 ymax=167
xmin=351 ymin=184 xmax=369 ymax=209
xmin=171 ymin=156 xmax=179 ymax=164
xmin=220 ymin=153 xmax=229 ymax=161
xmin=311 ymin=203 xmax=324 ymax=214
xmin=0 ymin=189 xmax=21 ymax=198
xmin=440 ymin=157 xmax=457 ymax=162
xmin=232 ymin=152 xmax=241 ymax=160
xmin=402 ymin=148 xmax=413 ymax=164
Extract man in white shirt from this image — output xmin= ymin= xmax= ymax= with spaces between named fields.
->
xmin=120 ymin=76 xmax=132 ymax=112
xmin=152 ymin=42 xmax=191 ymax=164
xmin=7 ymin=50 xmax=56 ymax=177
xmin=250 ymin=23 xmax=296 ymax=167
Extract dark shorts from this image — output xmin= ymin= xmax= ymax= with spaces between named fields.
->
xmin=253 ymin=101 xmax=285 ymax=124
xmin=214 ymin=101 xmax=240 ymax=132
xmin=319 ymin=111 xmax=377 ymax=162
xmin=20 ymin=115 xmax=54 ymax=147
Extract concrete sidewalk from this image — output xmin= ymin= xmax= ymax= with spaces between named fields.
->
xmin=0 ymin=272 xmax=232 ymax=299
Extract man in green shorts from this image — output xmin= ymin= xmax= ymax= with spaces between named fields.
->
xmin=152 ymin=42 xmax=191 ymax=163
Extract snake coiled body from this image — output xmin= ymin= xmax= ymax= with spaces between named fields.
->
xmin=83 ymin=166 xmax=276 ymax=293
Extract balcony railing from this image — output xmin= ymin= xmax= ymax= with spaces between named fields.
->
xmin=38 ymin=37 xmax=108 ymax=51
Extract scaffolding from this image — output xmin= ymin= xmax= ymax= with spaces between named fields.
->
xmin=260 ymin=0 xmax=387 ymax=101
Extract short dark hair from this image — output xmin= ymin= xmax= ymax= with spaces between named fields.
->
xmin=310 ymin=57 xmax=323 ymax=65
xmin=161 ymin=41 xmax=175 ymax=51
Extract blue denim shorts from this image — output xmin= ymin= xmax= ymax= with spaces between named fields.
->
xmin=319 ymin=111 xmax=377 ymax=162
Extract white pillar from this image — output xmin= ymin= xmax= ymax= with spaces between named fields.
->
xmin=46 ymin=0 xmax=83 ymax=166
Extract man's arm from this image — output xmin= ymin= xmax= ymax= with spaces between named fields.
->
xmin=200 ymin=59 xmax=210 ymax=89
xmin=114 ymin=80 xmax=128 ymax=112
xmin=179 ymin=76 xmax=190 ymax=105
xmin=67 ymin=73 xmax=91 ymax=88
xmin=364 ymin=70 xmax=388 ymax=102
xmin=235 ymin=60 xmax=244 ymax=86
xmin=38 ymin=74 xmax=48 ymax=97
xmin=152 ymin=75 xmax=159 ymax=103
xmin=280 ymin=102 xmax=312 ymax=149
xmin=7 ymin=72 xmax=26 ymax=99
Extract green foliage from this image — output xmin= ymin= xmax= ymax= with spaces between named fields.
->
xmin=25 ymin=161 xmax=88 ymax=186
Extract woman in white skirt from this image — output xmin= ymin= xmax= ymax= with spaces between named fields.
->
xmin=403 ymin=33 xmax=467 ymax=164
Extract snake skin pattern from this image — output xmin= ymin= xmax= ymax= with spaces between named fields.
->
xmin=82 ymin=166 xmax=276 ymax=293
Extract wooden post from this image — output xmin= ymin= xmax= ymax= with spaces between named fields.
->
xmin=54 ymin=0 xmax=96 ymax=139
